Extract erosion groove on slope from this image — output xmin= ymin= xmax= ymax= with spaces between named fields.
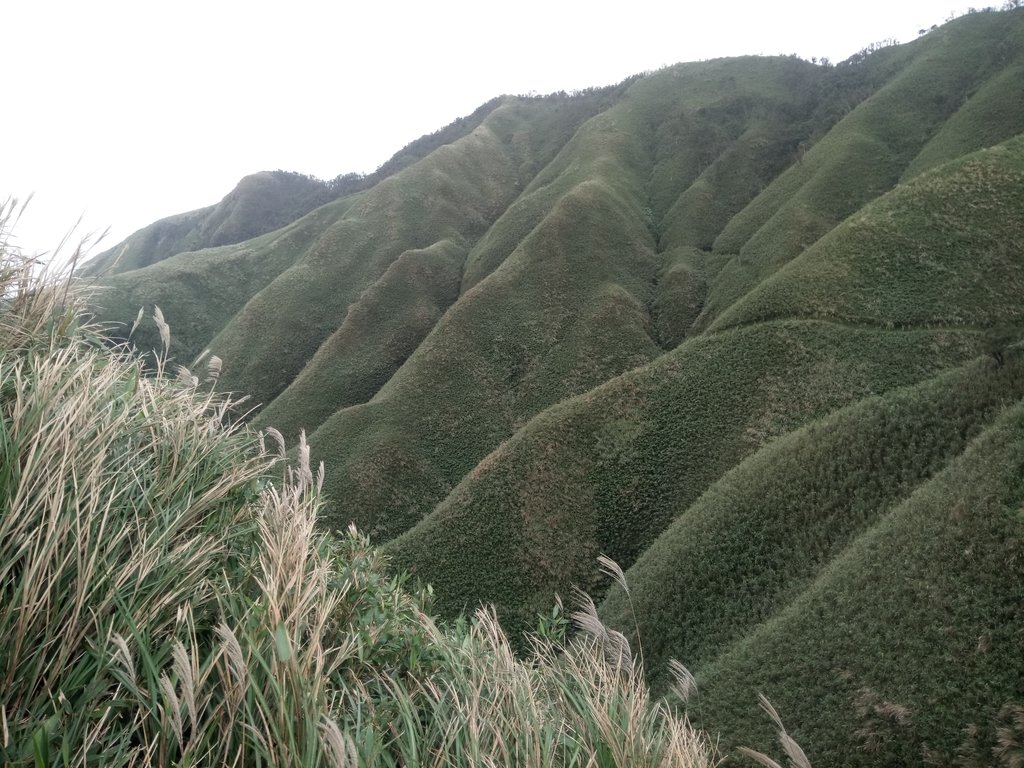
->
xmin=599 ymin=353 xmax=1024 ymax=691
xmin=385 ymin=321 xmax=988 ymax=637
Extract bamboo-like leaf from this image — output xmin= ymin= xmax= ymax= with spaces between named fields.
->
xmin=274 ymin=623 xmax=292 ymax=662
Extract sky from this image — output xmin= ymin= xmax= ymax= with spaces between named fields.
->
xmin=5 ymin=0 xmax=986 ymax=260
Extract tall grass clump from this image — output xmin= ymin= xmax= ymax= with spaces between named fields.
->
xmin=1 ymin=209 xmax=715 ymax=766
xmin=351 ymin=603 xmax=714 ymax=768
xmin=0 ymin=206 xmax=314 ymax=763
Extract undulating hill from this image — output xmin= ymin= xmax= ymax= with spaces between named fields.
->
xmin=80 ymin=97 xmax=517 ymax=278
xmin=80 ymin=170 xmax=340 ymax=276
xmin=86 ymin=9 xmax=1024 ymax=764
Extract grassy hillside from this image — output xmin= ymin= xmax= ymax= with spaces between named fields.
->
xmin=691 ymin=11 xmax=1024 ymax=331
xmin=385 ymin=321 xmax=985 ymax=635
xmin=1 ymin=234 xmax=716 ymax=768
xmin=251 ymin=238 xmax=465 ymax=439
xmin=81 ymin=9 xmax=1024 ymax=765
xmin=711 ymin=134 xmax=1024 ymax=333
xmin=599 ymin=351 xmax=1024 ymax=685
xmin=80 ymin=97 xmax=528 ymax=278
xmin=695 ymin=393 xmax=1024 ymax=766
xmin=92 ymin=200 xmax=350 ymax=365
xmin=81 ymin=170 xmax=340 ymax=276
xmin=301 ymin=55 xmax=886 ymax=541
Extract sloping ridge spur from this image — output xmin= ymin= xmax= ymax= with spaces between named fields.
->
xmin=687 ymin=391 xmax=1024 ymax=765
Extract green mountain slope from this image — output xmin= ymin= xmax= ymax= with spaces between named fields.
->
xmin=712 ymin=134 xmax=1024 ymax=332
xmin=385 ymin=322 xmax=985 ymax=634
xmin=599 ymin=352 xmax=1024 ymax=685
xmin=81 ymin=97 xmax=523 ymax=278
xmin=693 ymin=11 xmax=1024 ymax=330
xmin=85 ymin=9 xmax=1024 ymax=764
xmin=81 ymin=170 xmax=340 ymax=276
xmin=695 ymin=393 xmax=1024 ymax=765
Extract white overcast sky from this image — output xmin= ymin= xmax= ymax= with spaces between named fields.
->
xmin=5 ymin=0 xmax=983 ymax=259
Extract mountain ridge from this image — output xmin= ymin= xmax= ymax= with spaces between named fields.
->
xmin=86 ymin=10 xmax=1024 ymax=763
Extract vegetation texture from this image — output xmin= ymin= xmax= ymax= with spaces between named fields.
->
xmin=83 ymin=8 xmax=1024 ymax=765
xmin=1 ymin=214 xmax=714 ymax=766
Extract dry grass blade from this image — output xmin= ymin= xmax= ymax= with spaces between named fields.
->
xmin=736 ymin=746 xmax=785 ymax=768
xmin=569 ymin=587 xmax=635 ymax=672
xmin=171 ymin=640 xmax=198 ymax=733
xmin=595 ymin=552 xmax=644 ymax=668
xmin=569 ymin=587 xmax=609 ymax=645
xmin=779 ymin=733 xmax=811 ymax=768
xmin=605 ymin=628 xmax=632 ymax=670
xmin=214 ymin=622 xmax=248 ymax=708
xmin=159 ymin=674 xmax=184 ymax=747
xmin=128 ymin=306 xmax=145 ymax=337
xmin=738 ymin=694 xmax=812 ymax=768
xmin=297 ymin=430 xmax=313 ymax=490
xmin=110 ymin=634 xmax=136 ymax=686
xmin=176 ymin=365 xmax=198 ymax=387
xmin=320 ymin=717 xmax=358 ymax=768
xmin=264 ymin=426 xmax=287 ymax=458
xmin=995 ymin=703 xmax=1024 ymax=768
xmin=757 ymin=693 xmax=786 ymax=735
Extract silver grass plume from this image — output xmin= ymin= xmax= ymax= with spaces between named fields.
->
xmin=569 ymin=587 xmax=631 ymax=669
xmin=297 ymin=430 xmax=313 ymax=491
xmin=153 ymin=305 xmax=170 ymax=353
xmin=264 ymin=427 xmax=286 ymax=458
xmin=176 ymin=365 xmax=198 ymax=388
xmin=598 ymin=553 xmax=630 ymax=595
xmin=669 ymin=658 xmax=697 ymax=705
xmin=206 ymin=354 xmax=222 ymax=384
xmin=128 ymin=306 xmax=144 ymax=338
xmin=737 ymin=694 xmax=812 ymax=768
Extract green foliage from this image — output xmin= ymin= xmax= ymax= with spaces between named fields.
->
xmin=89 ymin=11 xmax=1024 ymax=542
xmin=695 ymin=16 xmax=1022 ymax=328
xmin=650 ymin=247 xmax=708 ymax=347
xmin=310 ymin=160 xmax=664 ymax=541
xmin=81 ymin=171 xmax=342 ymax=277
xmin=251 ymin=238 xmax=466 ymax=442
xmin=600 ymin=352 xmax=1024 ymax=690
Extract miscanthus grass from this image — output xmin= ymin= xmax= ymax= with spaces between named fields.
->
xmin=0 ymin=208 xmax=715 ymax=766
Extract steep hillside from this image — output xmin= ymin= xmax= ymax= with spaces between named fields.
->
xmin=86 ymin=9 xmax=1024 ymax=764
xmin=694 ymin=393 xmax=1024 ymax=765
xmin=385 ymin=322 xmax=986 ymax=633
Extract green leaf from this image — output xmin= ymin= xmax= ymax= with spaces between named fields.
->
xmin=274 ymin=623 xmax=292 ymax=662
xmin=32 ymin=725 xmax=50 ymax=768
